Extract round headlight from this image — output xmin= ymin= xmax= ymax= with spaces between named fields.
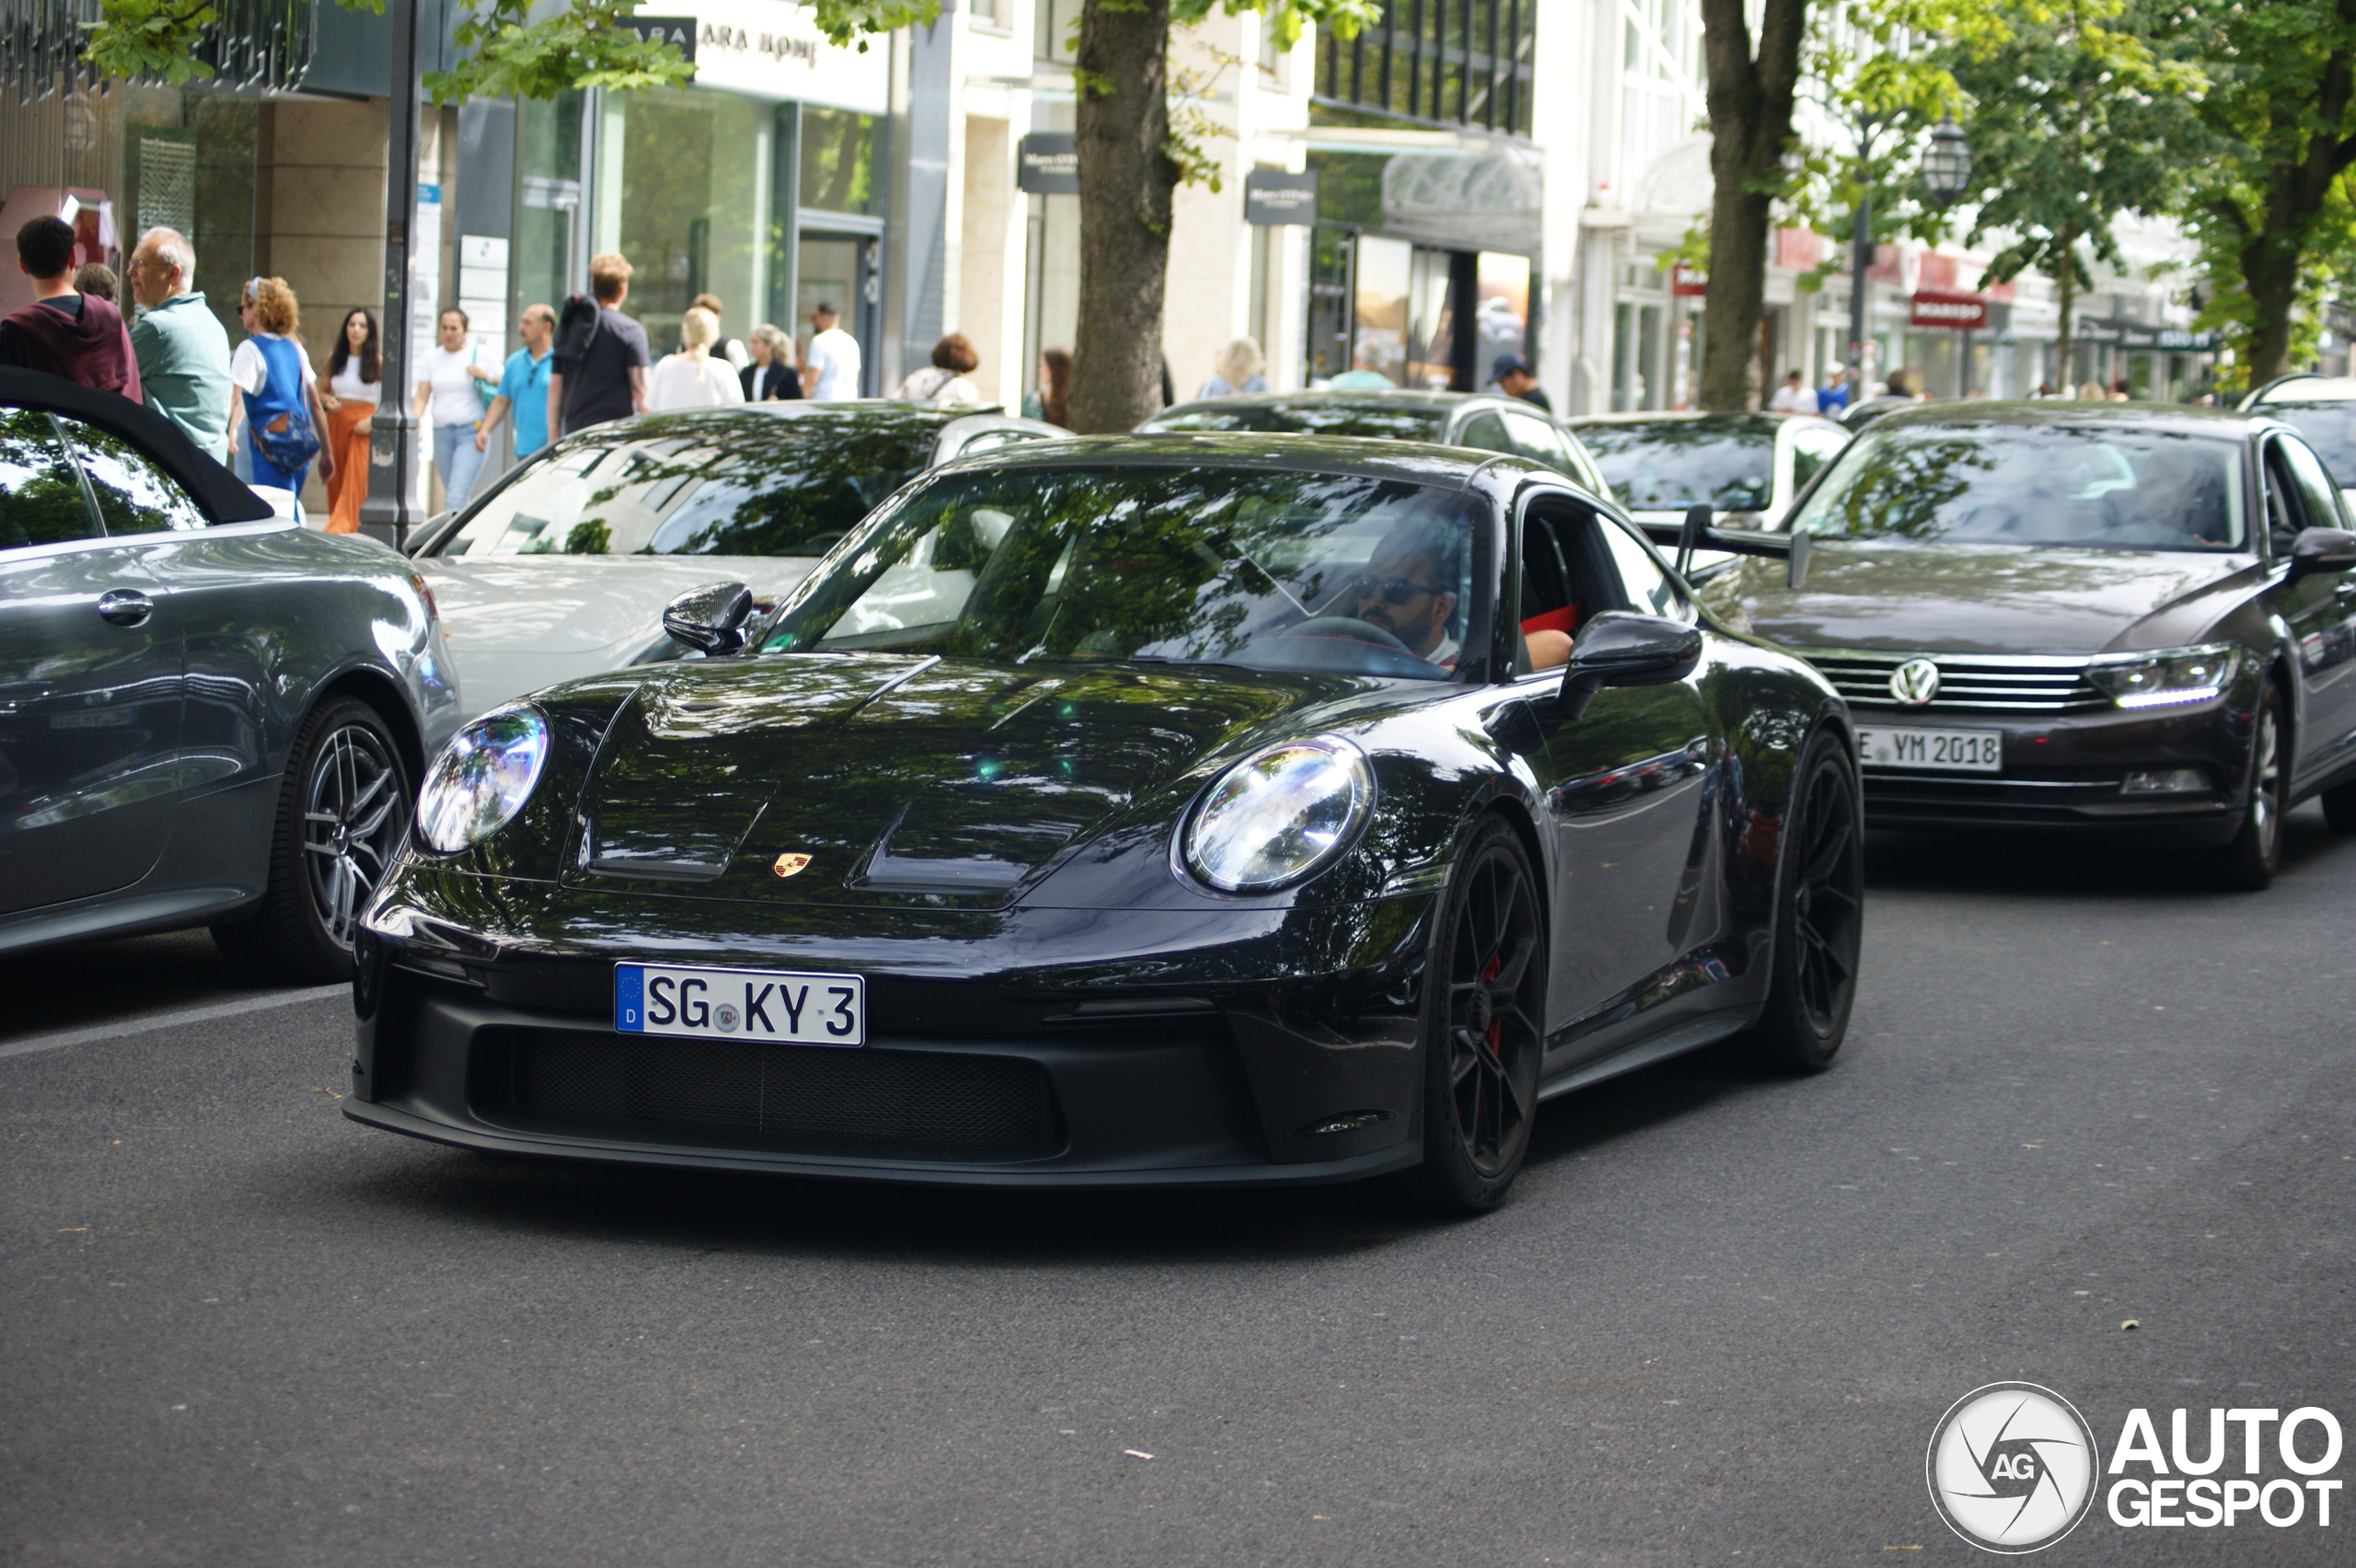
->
xmin=415 ymin=705 xmax=551 ymax=854
xmin=1183 ymin=736 xmax=1374 ymax=894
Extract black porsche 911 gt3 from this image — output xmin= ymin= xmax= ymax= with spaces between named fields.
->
xmin=348 ymin=436 xmax=1861 ymax=1209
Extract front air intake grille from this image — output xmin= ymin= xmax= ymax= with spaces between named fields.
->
xmin=1800 ymin=649 xmax=2108 ymax=712
xmin=471 ymin=1028 xmax=1061 ymax=1160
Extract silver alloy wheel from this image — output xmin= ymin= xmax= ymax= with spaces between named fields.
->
xmin=301 ymin=723 xmax=405 ymax=951
xmin=2250 ymin=701 xmax=2281 ymax=858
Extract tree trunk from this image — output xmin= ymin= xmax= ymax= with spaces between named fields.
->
xmin=1069 ymin=0 xmax=1177 ymax=433
xmin=1696 ymin=0 xmax=1807 ymax=412
xmin=2240 ymin=220 xmax=2306 ymax=386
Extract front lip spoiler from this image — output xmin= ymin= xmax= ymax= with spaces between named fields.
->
xmin=344 ymin=1100 xmax=1422 ymax=1190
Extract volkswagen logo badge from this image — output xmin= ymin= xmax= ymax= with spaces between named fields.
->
xmin=1888 ymin=657 xmax=1942 ymax=708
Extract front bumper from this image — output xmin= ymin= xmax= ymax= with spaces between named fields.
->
xmin=346 ymin=893 xmax=1440 ymax=1188
xmin=1850 ymin=695 xmax=2253 ymax=841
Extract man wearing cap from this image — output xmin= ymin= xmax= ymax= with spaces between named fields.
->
xmin=1492 ymin=352 xmax=1551 ymax=412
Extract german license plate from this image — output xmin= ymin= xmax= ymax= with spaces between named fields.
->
xmin=1855 ymin=725 xmax=2002 ymax=772
xmin=614 ymin=963 xmax=865 ymax=1046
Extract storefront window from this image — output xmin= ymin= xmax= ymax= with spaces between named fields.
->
xmin=516 ymin=92 xmax=583 ymax=329
xmin=799 ymin=108 xmax=884 ymax=219
xmin=596 ymin=86 xmax=786 ymax=339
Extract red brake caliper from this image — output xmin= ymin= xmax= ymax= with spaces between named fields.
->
xmin=1482 ymin=953 xmax=1503 ymax=1053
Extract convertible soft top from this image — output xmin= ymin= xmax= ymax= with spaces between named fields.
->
xmin=0 ymin=365 xmax=275 ymax=525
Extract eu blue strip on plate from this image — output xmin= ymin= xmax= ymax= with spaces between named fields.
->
xmin=614 ymin=964 xmax=645 ymax=1032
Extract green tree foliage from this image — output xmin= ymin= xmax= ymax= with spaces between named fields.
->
xmin=2154 ymin=0 xmax=2356 ymax=387
xmin=1938 ymin=1 xmax=2198 ymax=388
xmin=85 ymin=0 xmax=703 ymax=98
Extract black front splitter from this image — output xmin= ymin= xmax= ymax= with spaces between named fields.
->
xmin=343 ymin=1099 xmax=1423 ymax=1190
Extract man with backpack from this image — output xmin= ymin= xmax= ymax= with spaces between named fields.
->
xmin=547 ymin=252 xmax=649 ymax=438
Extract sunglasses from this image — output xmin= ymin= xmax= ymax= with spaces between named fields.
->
xmin=1355 ymin=573 xmax=1447 ymax=605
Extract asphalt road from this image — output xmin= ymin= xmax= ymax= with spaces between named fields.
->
xmin=4 ymin=810 xmax=2351 ymax=1566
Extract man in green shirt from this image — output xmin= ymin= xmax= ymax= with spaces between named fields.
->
xmin=126 ymin=227 xmax=233 ymax=462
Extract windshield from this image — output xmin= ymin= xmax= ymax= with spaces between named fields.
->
xmin=763 ymin=465 xmax=1480 ymax=681
xmin=429 ymin=415 xmax=936 ymax=559
xmin=1142 ymin=403 xmax=1447 ymax=441
xmin=1575 ymin=421 xmax=1775 ymax=512
xmin=2260 ymin=405 xmax=2356 ymax=490
xmin=1788 ymin=425 xmax=2249 ymax=550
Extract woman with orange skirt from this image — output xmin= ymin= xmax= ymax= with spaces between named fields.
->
xmin=320 ymin=307 xmax=381 ymax=534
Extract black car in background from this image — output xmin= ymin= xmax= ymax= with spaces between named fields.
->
xmin=350 ymin=437 xmax=1855 ymax=1209
xmin=1695 ymin=403 xmax=2356 ymax=887
xmin=2238 ymin=374 xmax=2356 ymax=509
xmin=0 ymin=369 xmax=462 ymax=978
xmin=1138 ymin=390 xmax=1616 ymax=500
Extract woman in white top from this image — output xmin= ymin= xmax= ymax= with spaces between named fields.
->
xmin=645 ymin=307 xmax=748 ymax=413
xmin=414 ymin=308 xmax=498 ymax=513
xmin=891 ymin=333 xmax=984 ymax=406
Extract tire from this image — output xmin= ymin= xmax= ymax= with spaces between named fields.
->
xmin=1738 ymin=730 xmax=1864 ymax=1074
xmin=214 ymin=697 xmax=412 ymax=984
xmin=1402 ymin=816 xmax=1548 ymax=1215
xmin=2204 ymin=684 xmax=2287 ymax=891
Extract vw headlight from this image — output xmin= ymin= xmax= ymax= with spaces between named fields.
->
xmin=416 ymin=705 xmax=551 ymax=854
xmin=1183 ymin=737 xmax=1374 ymax=894
xmin=2086 ymin=644 xmax=2240 ymax=710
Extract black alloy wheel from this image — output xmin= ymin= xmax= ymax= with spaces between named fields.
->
xmin=1407 ymin=816 xmax=1547 ymax=1213
xmin=214 ymin=698 xmax=411 ymax=984
xmin=1740 ymin=731 xmax=1864 ymax=1073
xmin=2208 ymin=685 xmax=2287 ymax=891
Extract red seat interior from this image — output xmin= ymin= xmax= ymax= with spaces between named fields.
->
xmin=1520 ymin=604 xmax=1580 ymax=638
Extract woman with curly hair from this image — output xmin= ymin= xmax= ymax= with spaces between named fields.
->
xmin=230 ymin=276 xmax=333 ymax=495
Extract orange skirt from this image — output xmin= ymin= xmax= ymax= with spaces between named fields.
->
xmin=324 ymin=399 xmax=375 ymax=534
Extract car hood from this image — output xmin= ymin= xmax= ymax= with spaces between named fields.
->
xmin=420 ymin=555 xmax=821 ymax=657
xmin=1706 ymin=540 xmax=2260 ymax=654
xmin=566 ymin=654 xmax=1367 ymax=906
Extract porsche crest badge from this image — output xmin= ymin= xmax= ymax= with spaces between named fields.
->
xmin=771 ymin=852 xmax=814 ymax=878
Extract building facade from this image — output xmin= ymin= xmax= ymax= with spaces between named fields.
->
xmin=3 ymin=0 xmax=2227 ymax=513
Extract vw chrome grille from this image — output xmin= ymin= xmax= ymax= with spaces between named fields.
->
xmin=1800 ymin=649 xmax=2108 ymax=713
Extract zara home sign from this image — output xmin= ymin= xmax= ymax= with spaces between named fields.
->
xmin=632 ymin=0 xmax=890 ymax=113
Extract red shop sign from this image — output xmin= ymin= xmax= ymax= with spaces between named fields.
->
xmin=1910 ymin=290 xmax=1988 ymax=329
xmin=1670 ymin=263 xmax=1708 ymax=297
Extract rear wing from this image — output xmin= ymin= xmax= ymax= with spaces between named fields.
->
xmin=1639 ymin=504 xmax=1813 ymax=588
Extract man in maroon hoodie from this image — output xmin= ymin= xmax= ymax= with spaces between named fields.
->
xmin=0 ymin=215 xmax=141 ymax=400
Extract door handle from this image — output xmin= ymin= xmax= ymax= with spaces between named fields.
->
xmin=96 ymin=589 xmax=154 ymax=627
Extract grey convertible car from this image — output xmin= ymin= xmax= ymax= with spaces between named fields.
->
xmin=0 ymin=369 xmax=463 ymax=979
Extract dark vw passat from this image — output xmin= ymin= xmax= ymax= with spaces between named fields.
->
xmin=1696 ymin=403 xmax=2356 ymax=887
xmin=350 ymin=438 xmax=1856 ymax=1208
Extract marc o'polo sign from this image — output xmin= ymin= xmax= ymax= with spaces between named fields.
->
xmin=1245 ymin=167 xmax=1318 ymax=225
xmin=1910 ymin=289 xmax=1990 ymax=330
xmin=1019 ymin=133 xmax=1079 ymax=195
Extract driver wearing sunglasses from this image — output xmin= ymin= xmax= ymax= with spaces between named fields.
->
xmin=1346 ymin=521 xmax=1573 ymax=672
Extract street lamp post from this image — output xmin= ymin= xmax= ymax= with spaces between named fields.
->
xmin=1921 ymin=119 xmax=1975 ymax=395
xmin=358 ymin=0 xmax=423 ymax=549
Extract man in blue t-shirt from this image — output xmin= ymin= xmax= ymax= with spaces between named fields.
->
xmin=478 ymin=302 xmax=556 ymax=464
